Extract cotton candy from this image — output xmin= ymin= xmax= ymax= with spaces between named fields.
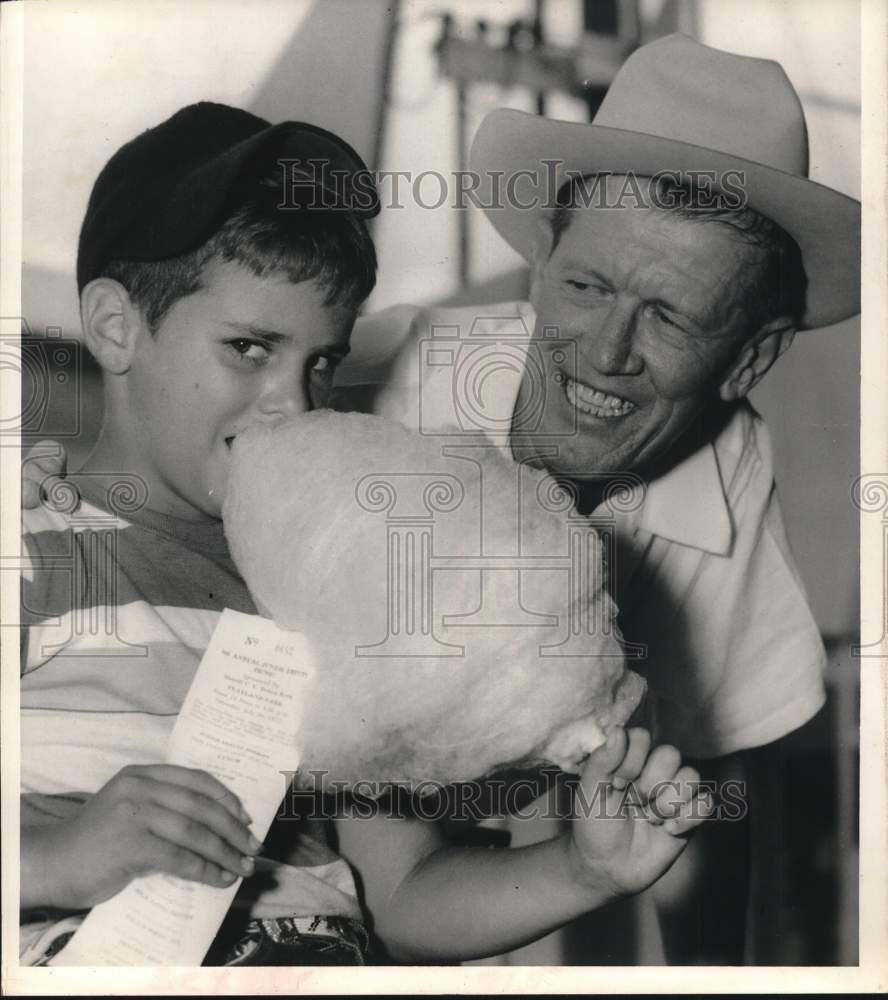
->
xmin=223 ymin=411 xmax=644 ymax=791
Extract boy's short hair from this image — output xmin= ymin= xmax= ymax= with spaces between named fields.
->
xmin=103 ymin=175 xmax=378 ymax=331
xmin=78 ymin=102 xmax=380 ymax=328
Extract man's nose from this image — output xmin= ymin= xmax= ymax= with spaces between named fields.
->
xmin=583 ymin=299 xmax=643 ymax=375
xmin=256 ymin=369 xmax=310 ymax=421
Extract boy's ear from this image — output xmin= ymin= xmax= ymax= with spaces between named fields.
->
xmin=80 ymin=278 xmax=146 ymax=375
xmin=528 ymin=217 xmax=555 ymax=305
xmin=719 ymin=318 xmax=796 ymax=401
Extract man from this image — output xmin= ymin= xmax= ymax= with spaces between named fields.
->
xmin=336 ymin=33 xmax=860 ymax=962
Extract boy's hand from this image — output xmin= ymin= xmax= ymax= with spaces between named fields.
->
xmin=567 ymin=727 xmax=714 ymax=897
xmin=21 ymin=440 xmax=70 ymax=509
xmin=25 ymin=765 xmax=261 ymax=911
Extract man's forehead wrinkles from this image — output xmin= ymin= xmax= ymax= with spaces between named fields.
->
xmin=551 ymin=202 xmax=760 ymax=335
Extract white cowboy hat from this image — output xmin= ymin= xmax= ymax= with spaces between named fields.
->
xmin=469 ymin=33 xmax=860 ymax=330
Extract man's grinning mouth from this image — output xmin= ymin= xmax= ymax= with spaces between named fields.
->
xmin=564 ymin=376 xmax=636 ymax=418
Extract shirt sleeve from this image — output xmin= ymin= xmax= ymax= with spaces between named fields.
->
xmin=696 ymin=485 xmax=826 ymax=755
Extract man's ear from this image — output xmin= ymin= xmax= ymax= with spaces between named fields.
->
xmin=528 ymin=217 xmax=555 ymax=304
xmin=80 ymin=279 xmax=145 ymax=375
xmin=719 ymin=318 xmax=797 ymax=401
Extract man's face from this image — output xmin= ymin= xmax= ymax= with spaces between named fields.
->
xmin=523 ymin=182 xmax=760 ymax=477
xmin=125 ymin=259 xmax=354 ymax=519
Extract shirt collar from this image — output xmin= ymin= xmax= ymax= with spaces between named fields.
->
xmin=633 ymin=439 xmax=733 ymax=555
xmin=507 ymin=303 xmax=734 ymax=557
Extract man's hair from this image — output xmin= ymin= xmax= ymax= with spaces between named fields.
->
xmin=549 ymin=173 xmax=808 ymax=331
xmin=101 ymin=173 xmax=377 ymax=331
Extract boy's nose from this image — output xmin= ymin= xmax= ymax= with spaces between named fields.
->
xmin=256 ymin=374 xmax=310 ymax=421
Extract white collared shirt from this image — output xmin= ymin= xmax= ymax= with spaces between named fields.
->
xmin=339 ymin=302 xmax=826 ymax=758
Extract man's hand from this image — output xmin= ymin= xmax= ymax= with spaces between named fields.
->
xmin=21 ymin=440 xmax=69 ymax=509
xmin=567 ymin=727 xmax=713 ymax=897
xmin=21 ymin=765 xmax=262 ymax=911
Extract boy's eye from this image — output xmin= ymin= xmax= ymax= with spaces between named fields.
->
xmin=309 ymin=355 xmax=338 ymax=377
xmin=226 ymin=338 xmax=271 ymax=365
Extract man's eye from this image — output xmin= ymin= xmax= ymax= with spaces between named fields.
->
xmin=653 ymin=309 xmax=683 ymax=331
xmin=227 ymin=338 xmax=271 ymax=365
xmin=565 ymin=278 xmax=608 ymax=296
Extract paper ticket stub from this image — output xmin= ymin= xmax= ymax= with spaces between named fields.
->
xmin=52 ymin=609 xmax=315 ymax=966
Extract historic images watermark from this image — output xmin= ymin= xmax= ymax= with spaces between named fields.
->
xmin=277 ymin=767 xmax=746 ymax=824
xmin=274 ymin=159 xmax=750 ymax=213
xmin=3 ymin=318 xmax=82 ymax=445
xmin=851 ymin=474 xmax=888 ymax=658
xmin=8 ymin=318 xmax=152 ymax=655
xmin=15 ymin=464 xmax=152 ymax=658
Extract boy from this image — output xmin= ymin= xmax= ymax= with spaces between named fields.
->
xmin=20 ymin=102 xmax=711 ymax=966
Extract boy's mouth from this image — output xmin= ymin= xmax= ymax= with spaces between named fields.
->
xmin=225 ymin=436 xmax=235 ymax=450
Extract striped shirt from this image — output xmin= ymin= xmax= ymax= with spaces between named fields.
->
xmin=21 ymin=475 xmax=257 ymax=796
xmin=20 ymin=475 xmax=362 ymax=956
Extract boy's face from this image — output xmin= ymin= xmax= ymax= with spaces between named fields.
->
xmin=125 ymin=259 xmax=355 ymax=520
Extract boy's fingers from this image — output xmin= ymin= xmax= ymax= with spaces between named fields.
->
xmin=143 ymin=836 xmax=242 ymax=888
xmin=611 ymin=727 xmax=651 ymax=790
xmin=143 ymin=804 xmax=255 ymax=880
xmin=143 ymin=780 xmax=261 ymax=858
xmin=662 ymin=789 xmax=715 ymax=836
xmin=127 ymin=764 xmax=251 ymax=824
xmin=650 ymin=765 xmax=701 ymax=819
xmin=25 ymin=440 xmax=68 ymax=472
xmin=635 ymin=743 xmax=682 ymax=801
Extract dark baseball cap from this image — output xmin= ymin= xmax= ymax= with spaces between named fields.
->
xmin=77 ymin=101 xmax=380 ymax=290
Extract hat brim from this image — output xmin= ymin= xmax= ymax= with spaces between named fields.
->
xmin=469 ymin=109 xmax=860 ymax=330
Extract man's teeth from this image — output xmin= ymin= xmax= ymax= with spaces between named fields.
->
xmin=564 ymin=377 xmax=635 ymax=418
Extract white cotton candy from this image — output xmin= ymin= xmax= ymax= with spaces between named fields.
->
xmin=223 ymin=411 xmax=644 ymax=790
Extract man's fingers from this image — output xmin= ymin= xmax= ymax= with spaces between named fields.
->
xmin=122 ymin=764 xmax=251 ymax=824
xmin=22 ymin=441 xmax=70 ymax=509
xmin=25 ymin=440 xmax=68 ymax=470
xmin=611 ymin=727 xmax=652 ymax=790
xmin=23 ymin=441 xmax=68 ymax=481
xmin=22 ymin=476 xmax=43 ymax=509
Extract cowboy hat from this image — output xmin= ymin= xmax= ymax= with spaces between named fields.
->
xmin=469 ymin=33 xmax=860 ymax=329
